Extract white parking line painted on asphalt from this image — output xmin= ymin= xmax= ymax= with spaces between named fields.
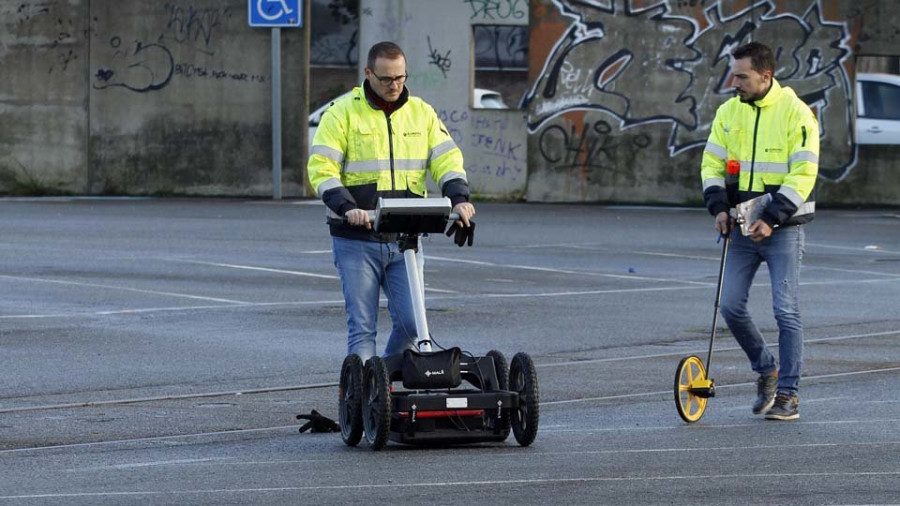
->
xmin=0 ymin=274 xmax=249 ymax=304
xmin=426 ymin=255 xmax=714 ymax=286
xmin=161 ymin=259 xmax=456 ymax=293
xmin=51 ymin=440 xmax=900 ymax=472
xmin=5 ymin=368 xmax=899 ymax=454
xmin=0 ymin=299 xmax=349 ymax=319
xmin=0 ymin=383 xmax=339 ymax=414
xmin=427 ymin=255 xmax=900 ymax=287
xmin=519 ymin=240 xmax=900 ymax=257
xmin=2 ymin=471 xmax=899 ymax=499
xmin=2 ymin=329 xmax=895 ymax=416
xmin=802 ymin=265 xmax=900 ymax=278
xmin=807 ymin=242 xmax=900 ymax=255
xmin=0 ymin=426 xmax=299 ymax=455
xmin=72 ymin=457 xmax=236 ymax=472
xmin=541 ymin=365 xmax=900 ymax=407
xmin=0 ymin=283 xmax=709 ymax=319
xmin=630 ymin=250 xmax=719 ymax=261
xmin=464 ymin=441 xmax=900 ymax=455
xmin=541 ymin=418 xmax=900 ymax=435
xmin=426 ymin=255 xmax=581 ymax=274
xmin=538 ymin=329 xmax=900 ymax=368
xmin=167 ymin=260 xmax=340 ymax=280
xmin=1 ymin=271 xmax=894 ymax=321
xmin=480 ymin=286 xmax=706 ymax=298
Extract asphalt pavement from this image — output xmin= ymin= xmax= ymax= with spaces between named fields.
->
xmin=1 ymin=198 xmax=898 ymax=505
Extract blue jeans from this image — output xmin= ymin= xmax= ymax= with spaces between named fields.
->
xmin=719 ymin=225 xmax=805 ymax=395
xmin=332 ymin=237 xmax=420 ymax=363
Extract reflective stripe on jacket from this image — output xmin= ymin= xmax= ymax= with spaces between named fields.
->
xmin=701 ymin=78 xmax=819 ymax=226
xmin=307 ymin=83 xmax=469 ymax=241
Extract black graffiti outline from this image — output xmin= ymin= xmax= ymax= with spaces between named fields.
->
xmin=473 ymin=25 xmax=529 ymax=70
xmin=526 ymin=0 xmax=855 ymax=180
xmin=427 ymin=36 xmax=452 ymax=78
xmin=538 ymin=119 xmax=650 ymax=174
xmin=93 ymin=39 xmax=175 ymax=93
xmin=163 ymin=3 xmax=231 ymax=56
xmin=465 ymin=0 xmax=527 ymax=21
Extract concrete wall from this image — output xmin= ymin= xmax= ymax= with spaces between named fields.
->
xmin=2 ymin=0 xmax=898 ymax=204
xmin=525 ymin=0 xmax=900 ymax=205
xmin=0 ymin=0 xmax=89 ymax=194
xmin=359 ymin=0 xmax=530 ymax=200
xmin=1 ymin=0 xmax=307 ymax=197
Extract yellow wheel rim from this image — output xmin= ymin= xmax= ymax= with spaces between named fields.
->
xmin=675 ymin=355 xmax=707 ymax=423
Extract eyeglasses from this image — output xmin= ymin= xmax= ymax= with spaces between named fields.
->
xmin=371 ymin=71 xmax=408 ymax=86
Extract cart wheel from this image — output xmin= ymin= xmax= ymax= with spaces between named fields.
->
xmin=674 ymin=355 xmax=708 ymax=423
xmin=338 ymin=354 xmax=364 ymax=446
xmin=486 ymin=350 xmax=509 ymax=391
xmin=485 ymin=350 xmax=511 ymax=438
xmin=509 ymin=352 xmax=539 ymax=446
xmin=362 ymin=356 xmax=391 ymax=451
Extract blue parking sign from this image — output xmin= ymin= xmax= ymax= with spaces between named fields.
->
xmin=249 ymin=0 xmax=302 ymax=27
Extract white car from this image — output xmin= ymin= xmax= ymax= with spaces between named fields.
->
xmin=309 ymin=89 xmax=508 ymax=146
xmin=856 ymin=72 xmax=900 ymax=145
xmin=472 ymin=88 xmax=509 ymax=109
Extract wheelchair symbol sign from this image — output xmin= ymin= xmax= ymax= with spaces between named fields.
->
xmin=249 ymin=0 xmax=302 ymax=27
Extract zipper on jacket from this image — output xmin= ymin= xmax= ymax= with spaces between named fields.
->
xmin=801 ymin=125 xmax=807 ymax=147
xmin=386 ymin=114 xmax=395 ymax=191
xmin=748 ymin=105 xmax=761 ymax=193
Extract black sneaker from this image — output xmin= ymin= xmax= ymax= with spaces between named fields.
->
xmin=752 ymin=370 xmax=778 ymax=414
xmin=765 ymin=393 xmax=799 ymax=420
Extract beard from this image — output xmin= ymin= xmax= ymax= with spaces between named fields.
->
xmin=737 ymin=81 xmax=772 ymax=103
xmin=739 ymin=92 xmax=763 ymax=103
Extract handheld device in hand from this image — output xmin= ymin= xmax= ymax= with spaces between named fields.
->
xmin=735 ymin=194 xmax=772 ymax=236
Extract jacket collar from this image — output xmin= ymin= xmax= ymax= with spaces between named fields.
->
xmin=362 ymin=80 xmax=409 ymax=115
xmin=752 ymin=77 xmax=782 ymax=108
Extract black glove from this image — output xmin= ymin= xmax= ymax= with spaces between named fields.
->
xmin=296 ymin=409 xmax=339 ymax=433
xmin=445 ymin=220 xmax=475 ymax=247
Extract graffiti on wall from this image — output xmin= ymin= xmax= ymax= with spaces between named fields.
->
xmin=94 ymin=37 xmax=175 ymax=92
xmin=163 ymin=3 xmax=231 ymax=55
xmin=538 ymin=114 xmax=650 ymax=183
xmin=474 ymin=25 xmax=528 ymax=70
xmin=439 ymin=108 xmax=526 ymax=183
xmin=2 ymin=2 xmax=80 ymax=74
xmin=92 ymin=3 xmax=265 ymax=92
xmin=311 ymin=0 xmax=358 ymax=66
xmin=465 ymin=0 xmax=528 ymax=21
xmin=525 ymin=0 xmax=856 ymax=182
xmin=427 ymin=36 xmax=453 ymax=78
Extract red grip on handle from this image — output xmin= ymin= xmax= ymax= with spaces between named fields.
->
xmin=726 ymin=160 xmax=740 ymax=176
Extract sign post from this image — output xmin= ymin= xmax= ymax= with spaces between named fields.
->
xmin=249 ymin=0 xmax=302 ymax=200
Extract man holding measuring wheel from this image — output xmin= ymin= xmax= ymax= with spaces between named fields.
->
xmin=700 ymin=42 xmax=819 ymax=421
xmin=308 ymin=41 xmax=475 ymax=364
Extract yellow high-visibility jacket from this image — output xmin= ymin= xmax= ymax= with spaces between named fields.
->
xmin=308 ymin=83 xmax=469 ymax=240
xmin=701 ymin=78 xmax=819 ymax=226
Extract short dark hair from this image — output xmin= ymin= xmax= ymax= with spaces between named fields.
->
xmin=367 ymin=41 xmax=406 ymax=69
xmin=732 ymin=42 xmax=776 ymax=74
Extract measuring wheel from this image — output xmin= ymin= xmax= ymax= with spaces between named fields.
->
xmin=509 ymin=352 xmax=539 ymax=446
xmin=338 ymin=354 xmax=364 ymax=446
xmin=484 ymin=350 xmax=511 ymax=438
xmin=674 ymin=355 xmax=711 ymax=423
xmin=362 ymin=356 xmax=392 ymax=451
